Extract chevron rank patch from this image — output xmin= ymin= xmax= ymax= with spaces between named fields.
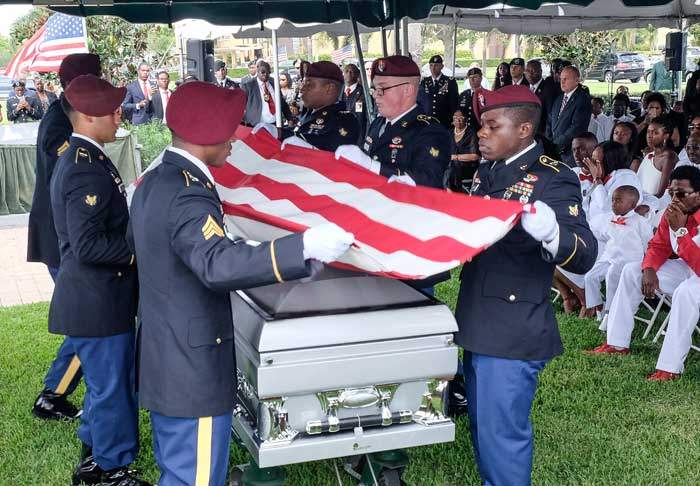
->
xmin=57 ymin=141 xmax=69 ymax=156
xmin=202 ymin=215 xmax=224 ymax=240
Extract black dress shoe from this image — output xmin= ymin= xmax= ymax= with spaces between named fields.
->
xmin=71 ymin=456 xmax=104 ymax=485
xmin=101 ymin=467 xmax=151 ymax=486
xmin=445 ymin=378 xmax=468 ymax=418
xmin=32 ymin=388 xmax=82 ymax=420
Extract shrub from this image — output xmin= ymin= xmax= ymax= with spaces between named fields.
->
xmin=127 ymin=120 xmax=172 ymax=171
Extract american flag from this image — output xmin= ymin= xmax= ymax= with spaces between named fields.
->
xmin=331 ymin=44 xmax=354 ymax=64
xmin=210 ymin=128 xmax=526 ymax=279
xmin=5 ymin=13 xmax=89 ymax=80
xmin=277 ymin=46 xmax=288 ymax=63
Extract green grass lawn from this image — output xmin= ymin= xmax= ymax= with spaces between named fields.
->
xmin=3 ymin=278 xmax=700 ymax=485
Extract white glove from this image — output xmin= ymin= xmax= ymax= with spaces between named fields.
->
xmin=387 ymin=174 xmax=416 ymax=186
xmin=281 ymin=135 xmax=314 ymax=150
xmin=252 ymin=122 xmax=278 ymax=138
xmin=335 ymin=144 xmax=380 ymax=174
xmin=521 ymin=200 xmax=559 ymax=243
xmin=302 ymin=223 xmax=354 ymax=263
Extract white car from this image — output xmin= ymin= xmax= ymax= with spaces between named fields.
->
xmin=420 ymin=62 xmax=469 ymax=79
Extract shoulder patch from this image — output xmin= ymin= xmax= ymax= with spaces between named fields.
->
xmin=74 ymin=147 xmax=92 ymax=164
xmin=57 ymin=140 xmax=69 ymax=156
xmin=202 ymin=215 xmax=224 ymax=240
xmin=538 ymin=155 xmax=561 ymax=172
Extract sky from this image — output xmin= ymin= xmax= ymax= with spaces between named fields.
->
xmin=0 ymin=5 xmax=34 ymax=36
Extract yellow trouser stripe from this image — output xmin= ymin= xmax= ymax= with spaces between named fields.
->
xmin=54 ymin=355 xmax=81 ymax=395
xmin=195 ymin=416 xmax=213 ymax=486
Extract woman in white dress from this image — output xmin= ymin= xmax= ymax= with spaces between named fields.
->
xmin=633 ymin=116 xmax=677 ymax=200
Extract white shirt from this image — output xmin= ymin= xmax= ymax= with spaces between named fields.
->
xmin=589 ymin=210 xmax=653 ymax=264
xmin=72 ymin=133 xmax=107 ymax=156
xmin=256 ymin=78 xmax=276 ymax=124
xmin=529 ymin=79 xmax=543 ymax=93
xmin=345 ymin=83 xmax=358 ymax=94
xmin=167 ymin=147 xmax=215 ymax=185
xmin=504 ymin=141 xmax=537 ymax=165
xmin=135 ymin=79 xmax=151 ymax=110
xmin=159 ymin=89 xmax=170 ymax=122
xmin=512 ymin=76 xmax=525 ymax=86
xmin=589 ymin=113 xmax=611 ymax=142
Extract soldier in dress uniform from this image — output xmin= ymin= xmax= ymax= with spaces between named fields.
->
xmin=213 ymin=60 xmax=238 ymax=89
xmin=341 ymin=63 xmax=369 ymax=144
xmin=128 ymin=81 xmax=353 ymax=486
xmin=335 ymin=55 xmax=449 ymax=189
xmin=417 ymin=54 xmax=459 ymax=129
xmin=282 ymin=61 xmax=359 ymax=152
xmin=457 ymin=85 xmax=597 ymax=485
xmin=29 ymin=53 xmax=102 ymax=422
xmin=49 ymin=75 xmax=149 ymax=486
xmin=457 ymin=67 xmax=484 ymax=131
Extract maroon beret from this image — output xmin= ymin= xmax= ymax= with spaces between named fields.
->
xmin=473 ymin=85 xmax=541 ymax=120
xmin=58 ymin=53 xmax=101 ymax=87
xmin=306 ymin=60 xmax=343 ymax=84
xmin=167 ymin=81 xmax=247 ymax=145
xmin=371 ymin=55 xmax=420 ymax=80
xmin=65 ymin=75 xmax=125 ymax=117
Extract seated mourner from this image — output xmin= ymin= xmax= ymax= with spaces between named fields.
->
xmin=445 ymin=108 xmax=480 ymax=192
xmin=7 ymin=80 xmax=43 ymax=123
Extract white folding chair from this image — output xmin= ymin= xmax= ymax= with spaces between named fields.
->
xmin=654 ymin=314 xmax=700 ymax=353
xmin=551 ymin=287 xmax=562 ymax=303
xmin=635 ymin=291 xmax=672 ymax=340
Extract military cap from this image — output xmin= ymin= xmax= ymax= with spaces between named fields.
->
xmin=305 ymin=60 xmax=344 ymax=84
xmin=59 ymin=53 xmax=101 ymax=87
xmin=65 ymin=75 xmax=125 ymax=117
xmin=371 ymin=55 xmax=420 ymax=79
xmin=214 ymin=60 xmax=226 ymax=71
xmin=429 ymin=55 xmax=444 ymax=64
xmin=167 ymin=81 xmax=247 ymax=145
xmin=11 ymin=80 xmax=25 ymax=88
xmin=467 ymin=67 xmax=483 ymax=77
xmin=474 ymin=85 xmax=541 ymax=119
xmin=510 ymin=57 xmax=525 ymax=67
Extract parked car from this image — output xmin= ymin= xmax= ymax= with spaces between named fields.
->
xmin=587 ymin=52 xmax=645 ymax=83
xmin=420 ymin=62 xmax=469 ymax=79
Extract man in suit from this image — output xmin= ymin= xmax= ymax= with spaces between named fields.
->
xmin=241 ymin=60 xmax=291 ymax=126
xmin=341 ymin=63 xmax=368 ymax=144
xmin=122 ymin=62 xmax=153 ymax=125
xmin=28 ymin=54 xmax=103 ymax=424
xmin=283 ymin=61 xmax=359 ymax=151
xmin=149 ymin=70 xmax=172 ymax=122
xmin=417 ymin=54 xmax=459 ymax=129
xmin=213 ymin=60 xmax=238 ymax=89
xmin=129 ymin=81 xmax=353 ymax=485
xmin=546 ymin=65 xmax=592 ymax=166
xmin=526 ymin=59 xmax=557 ymax=134
xmin=7 ymin=80 xmax=43 ymax=123
xmin=462 ymin=85 xmax=596 ymax=485
xmin=239 ymin=59 xmax=257 ymax=85
xmin=336 ymin=55 xmax=449 ymax=189
xmin=50 ymin=75 xmax=149 ymax=486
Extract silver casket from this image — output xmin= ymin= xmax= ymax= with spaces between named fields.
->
xmin=230 ymin=267 xmax=459 ymax=468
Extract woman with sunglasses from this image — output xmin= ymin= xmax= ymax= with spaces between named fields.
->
xmin=678 ymin=114 xmax=700 ymax=165
xmin=635 ymin=115 xmax=677 ymax=200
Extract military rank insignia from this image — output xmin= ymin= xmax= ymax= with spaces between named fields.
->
xmin=339 ymin=128 xmax=348 ymax=137
xmin=202 ymin=215 xmax=224 ymax=240
xmin=75 ymin=147 xmax=91 ymax=164
xmin=523 ymin=173 xmax=539 ymax=183
xmin=84 ymin=194 xmax=97 ymax=206
xmin=569 ymin=204 xmax=579 ymax=217
xmin=57 ymin=141 xmax=69 ymax=156
xmin=429 ymin=147 xmax=440 ymax=157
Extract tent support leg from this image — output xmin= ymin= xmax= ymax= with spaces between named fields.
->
xmin=271 ymin=28 xmax=283 ymax=131
xmin=451 ymin=15 xmax=458 ymax=77
xmin=347 ymin=1 xmax=375 ymax=125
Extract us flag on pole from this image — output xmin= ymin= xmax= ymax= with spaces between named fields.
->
xmin=331 ymin=44 xmax=354 ymax=64
xmin=208 ymin=128 xmax=526 ymax=280
xmin=5 ymin=13 xmax=88 ymax=80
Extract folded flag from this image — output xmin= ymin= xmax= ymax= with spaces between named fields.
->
xmin=208 ymin=128 xmax=527 ymax=280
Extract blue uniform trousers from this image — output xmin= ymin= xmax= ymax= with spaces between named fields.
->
xmin=464 ymin=352 xmax=549 ymax=486
xmin=150 ymin=411 xmax=232 ymax=486
xmin=43 ymin=265 xmax=82 ymax=396
xmin=71 ymin=331 xmax=139 ymax=470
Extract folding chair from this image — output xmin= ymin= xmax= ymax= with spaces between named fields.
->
xmin=634 ymin=291 xmax=672 ymax=340
xmin=551 ymin=287 xmax=561 ymax=303
xmin=654 ymin=312 xmax=700 ymax=353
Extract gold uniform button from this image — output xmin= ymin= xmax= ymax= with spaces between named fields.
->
xmin=509 ymin=294 xmax=516 ymax=302
xmin=117 ymin=271 xmax=122 ymax=277
xmin=216 ymin=337 xmax=222 ymax=344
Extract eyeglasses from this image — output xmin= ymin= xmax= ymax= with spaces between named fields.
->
xmin=370 ymin=82 xmax=409 ymax=96
xmin=668 ymin=189 xmax=696 ymax=199
xmin=689 ymin=124 xmax=700 ymax=130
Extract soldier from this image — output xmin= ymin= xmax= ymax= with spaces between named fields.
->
xmin=213 ymin=60 xmax=238 ymax=89
xmin=456 ymin=85 xmax=597 ymax=485
xmin=457 ymin=67 xmax=483 ymax=131
xmin=7 ymin=80 xmax=43 ymax=123
xmin=50 ymin=75 xmax=148 ymax=485
xmin=341 ymin=63 xmax=369 ymax=144
xmin=28 ymin=53 xmax=102 ymax=422
xmin=509 ymin=57 xmax=527 ymax=86
xmin=335 ymin=55 xmax=449 ymax=189
xmin=128 ymin=81 xmax=353 ymax=485
xmin=281 ymin=61 xmax=359 ymax=152
xmin=417 ymin=54 xmax=459 ymax=129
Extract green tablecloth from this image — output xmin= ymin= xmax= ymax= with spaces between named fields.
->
xmin=0 ymin=125 xmax=139 ymax=215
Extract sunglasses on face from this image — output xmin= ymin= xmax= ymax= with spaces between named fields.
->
xmin=668 ymin=189 xmax=696 ymax=199
xmin=688 ymin=124 xmax=700 ymax=130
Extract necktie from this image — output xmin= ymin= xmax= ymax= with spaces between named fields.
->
xmin=345 ymin=87 xmax=351 ymax=97
xmin=378 ymin=120 xmax=390 ymax=138
xmin=559 ymin=94 xmax=569 ymax=116
xmin=142 ymin=81 xmax=149 ymax=99
xmin=263 ymin=83 xmax=275 ymax=115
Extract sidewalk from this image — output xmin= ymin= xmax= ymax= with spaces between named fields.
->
xmin=0 ymin=214 xmax=53 ymax=307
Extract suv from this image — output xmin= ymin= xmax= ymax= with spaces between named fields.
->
xmin=587 ymin=52 xmax=645 ymax=83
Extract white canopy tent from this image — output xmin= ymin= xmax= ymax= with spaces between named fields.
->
xmin=232 ymin=18 xmax=392 ymax=39
xmin=421 ymin=0 xmax=700 ymax=35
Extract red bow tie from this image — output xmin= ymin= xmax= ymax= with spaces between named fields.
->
xmin=611 ymin=216 xmax=627 ymax=225
xmin=579 ymin=172 xmax=594 ymax=183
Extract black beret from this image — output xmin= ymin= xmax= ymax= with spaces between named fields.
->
xmin=429 ymin=55 xmax=444 ymax=64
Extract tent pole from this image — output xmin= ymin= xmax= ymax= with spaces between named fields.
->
xmin=271 ymin=28 xmax=283 ymax=130
xmin=347 ymin=1 xmax=375 ymax=125
xmin=401 ymin=18 xmax=408 ymax=55
xmin=392 ymin=0 xmax=400 ymax=54
xmin=380 ymin=26 xmax=388 ymax=57
xmin=451 ymin=15 xmax=457 ymax=76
